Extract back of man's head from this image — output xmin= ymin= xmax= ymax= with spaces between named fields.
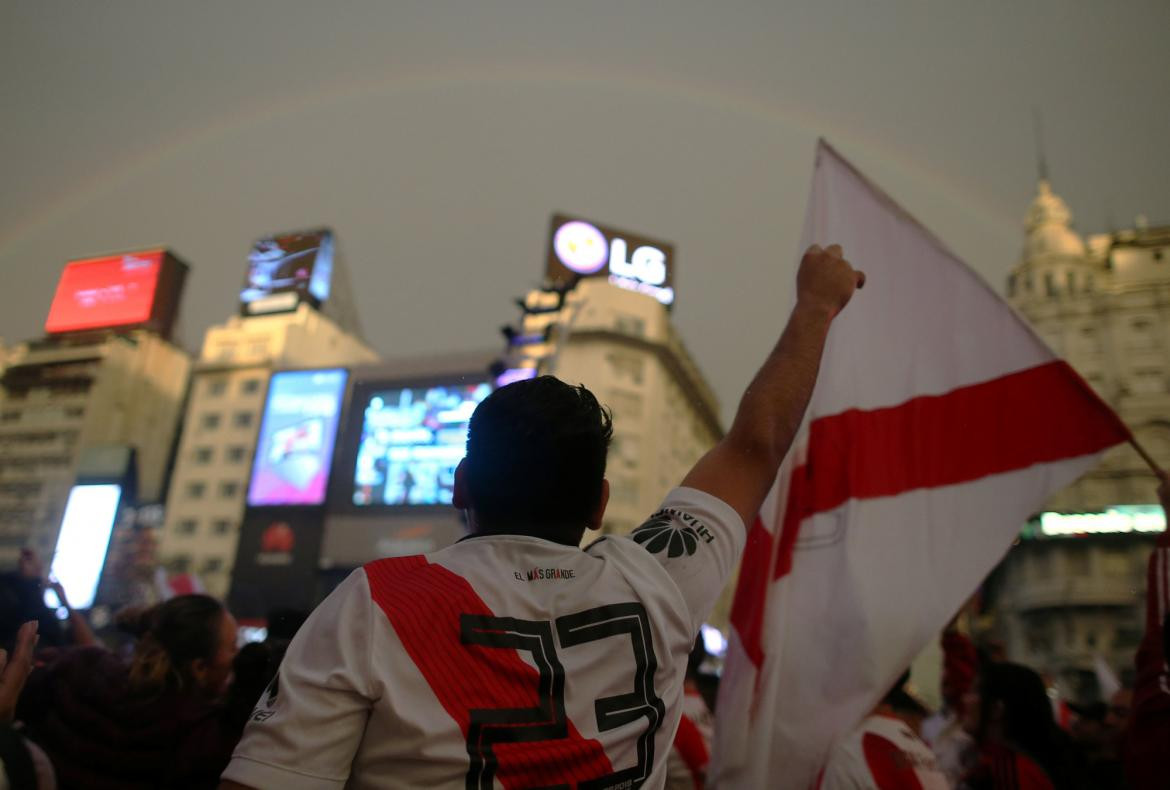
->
xmin=464 ymin=376 xmax=612 ymax=540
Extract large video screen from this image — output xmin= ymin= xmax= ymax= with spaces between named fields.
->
xmin=45 ymin=484 xmax=122 ymax=610
xmin=45 ymin=251 xmax=166 ymax=334
xmin=248 ymin=369 xmax=348 ymax=506
xmin=240 ymin=229 xmax=334 ymax=315
xmin=352 ymin=382 xmax=492 ymax=507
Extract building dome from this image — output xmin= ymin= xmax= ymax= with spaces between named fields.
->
xmin=1023 ymin=180 xmax=1086 ymax=259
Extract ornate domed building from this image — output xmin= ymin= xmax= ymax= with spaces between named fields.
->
xmin=987 ymin=179 xmax=1170 ymax=701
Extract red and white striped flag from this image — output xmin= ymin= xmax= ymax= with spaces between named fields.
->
xmin=711 ymin=141 xmax=1131 ymax=789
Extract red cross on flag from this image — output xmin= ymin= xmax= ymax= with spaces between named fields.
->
xmin=711 ymin=141 xmax=1131 ymax=789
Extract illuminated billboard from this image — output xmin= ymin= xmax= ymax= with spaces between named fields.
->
xmin=546 ymin=214 xmax=675 ymax=307
xmin=1021 ymin=506 xmax=1167 ymax=539
xmin=350 ymin=381 xmax=492 ymax=507
xmin=44 ymin=249 xmax=187 ymax=336
xmin=240 ymin=228 xmax=334 ymax=315
xmin=247 ymin=369 xmax=348 ymax=506
xmin=45 ymin=484 xmax=122 ymax=610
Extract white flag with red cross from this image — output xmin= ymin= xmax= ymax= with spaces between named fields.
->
xmin=710 ymin=141 xmax=1131 ymax=789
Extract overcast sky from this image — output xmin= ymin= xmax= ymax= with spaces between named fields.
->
xmin=3 ymin=1 xmax=1168 ymax=424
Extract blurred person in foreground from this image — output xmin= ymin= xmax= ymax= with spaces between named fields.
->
xmin=220 ymin=244 xmax=865 ymax=789
xmin=959 ymin=661 xmax=1086 ymax=790
xmin=19 ymin=594 xmax=262 ymax=789
xmin=922 ymin=627 xmax=979 ymax=786
xmin=0 ymin=621 xmax=55 ymax=789
xmin=0 ymin=549 xmax=95 ymax=654
xmin=817 ymin=670 xmax=951 ymax=790
xmin=664 ymin=639 xmax=715 ymax=790
xmin=1123 ymin=471 xmax=1170 ymax=790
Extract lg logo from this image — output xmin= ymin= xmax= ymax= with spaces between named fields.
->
xmin=553 ymin=220 xmax=668 ymax=286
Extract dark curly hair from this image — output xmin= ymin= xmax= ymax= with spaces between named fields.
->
xmin=464 ymin=376 xmax=612 ymax=541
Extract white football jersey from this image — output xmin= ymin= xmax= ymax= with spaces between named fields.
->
xmin=223 ymin=487 xmax=744 ymax=789
xmin=817 ymin=714 xmax=951 ymax=790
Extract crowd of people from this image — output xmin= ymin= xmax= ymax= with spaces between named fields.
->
xmin=0 ymin=244 xmax=1165 ymax=789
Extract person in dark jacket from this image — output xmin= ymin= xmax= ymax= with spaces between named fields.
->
xmin=19 ymin=594 xmax=261 ymax=789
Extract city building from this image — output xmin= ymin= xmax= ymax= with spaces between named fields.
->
xmin=987 ymin=179 xmax=1170 ymax=697
xmin=0 ymin=250 xmax=191 ymax=568
xmin=0 ymin=332 xmax=190 ymax=566
xmin=159 ymin=303 xmax=377 ymax=598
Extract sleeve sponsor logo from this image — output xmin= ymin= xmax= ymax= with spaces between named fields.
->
xmin=631 ymin=509 xmax=715 ymax=558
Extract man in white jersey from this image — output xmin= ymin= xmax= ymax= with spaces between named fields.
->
xmin=220 ymin=244 xmax=864 ymax=790
xmin=818 ymin=673 xmax=952 ymax=790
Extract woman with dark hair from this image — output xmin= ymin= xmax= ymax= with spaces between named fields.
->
xmin=960 ymin=662 xmax=1086 ymax=790
xmin=18 ymin=595 xmax=260 ymax=789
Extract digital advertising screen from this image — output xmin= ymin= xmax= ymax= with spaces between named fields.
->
xmin=240 ymin=228 xmax=334 ymax=315
xmin=247 ymin=369 xmax=348 ymax=507
xmin=45 ymin=484 xmax=122 ymax=611
xmin=351 ymin=381 xmax=492 ymax=507
xmin=45 ymin=250 xmax=166 ymax=334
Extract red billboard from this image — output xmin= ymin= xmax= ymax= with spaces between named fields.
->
xmin=45 ymin=249 xmax=187 ymax=337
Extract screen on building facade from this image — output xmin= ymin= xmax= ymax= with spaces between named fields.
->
xmin=240 ymin=228 xmax=334 ymax=315
xmin=350 ymin=381 xmax=492 ymax=507
xmin=247 ymin=369 xmax=348 ymax=507
xmin=45 ymin=250 xmax=171 ymax=334
xmin=45 ymin=484 xmax=122 ymax=610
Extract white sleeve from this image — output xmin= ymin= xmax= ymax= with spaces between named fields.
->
xmin=628 ymin=486 xmax=745 ymax=634
xmin=222 ymin=570 xmax=375 ymax=790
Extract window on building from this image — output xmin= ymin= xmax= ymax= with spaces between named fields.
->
xmin=607 ymin=353 xmax=645 ymax=385
xmin=202 ymin=557 xmax=224 ymax=574
xmin=227 ymin=446 xmax=248 ymax=463
xmin=1065 ymin=271 xmax=1077 ymax=294
xmin=1032 ymin=551 xmax=1052 ymax=580
xmin=1026 ymin=624 xmax=1052 ymax=655
xmin=206 ymin=379 xmax=228 ymax=397
xmin=614 ymin=314 xmax=646 ymax=338
xmin=171 ymin=555 xmax=192 ymax=573
xmin=1044 ymin=272 xmax=1057 ymax=297
xmin=241 ymin=378 xmax=262 ymax=395
xmin=1132 ymin=368 xmax=1164 ymax=395
xmin=63 ymin=406 xmax=84 ymax=418
xmin=1102 ymin=548 xmax=1130 ymax=576
xmin=212 ymin=519 xmax=233 ymax=536
xmin=200 ymin=413 xmax=221 ymax=431
xmin=1130 ymin=317 xmax=1157 ymax=349
xmin=219 ymin=481 xmax=240 ymax=499
xmin=185 ymin=482 xmax=206 ymax=500
xmin=193 ymin=447 xmax=213 ymax=464
xmin=232 ymin=412 xmax=254 ymax=429
xmin=0 ymin=411 xmax=18 ymax=423
xmin=1067 ymin=549 xmax=1091 ymax=576
xmin=176 ymin=519 xmax=198 ymax=536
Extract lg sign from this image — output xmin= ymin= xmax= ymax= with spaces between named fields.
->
xmin=547 ymin=215 xmax=675 ymax=307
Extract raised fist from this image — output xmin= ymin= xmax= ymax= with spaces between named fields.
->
xmin=796 ymin=244 xmax=865 ymax=320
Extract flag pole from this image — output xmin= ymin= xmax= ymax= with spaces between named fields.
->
xmin=1127 ymin=435 xmax=1162 ymax=476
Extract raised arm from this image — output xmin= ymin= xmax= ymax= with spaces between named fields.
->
xmin=681 ymin=244 xmax=864 ymax=528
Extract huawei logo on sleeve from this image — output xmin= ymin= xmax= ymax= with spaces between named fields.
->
xmin=631 ymin=509 xmax=715 ymax=558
